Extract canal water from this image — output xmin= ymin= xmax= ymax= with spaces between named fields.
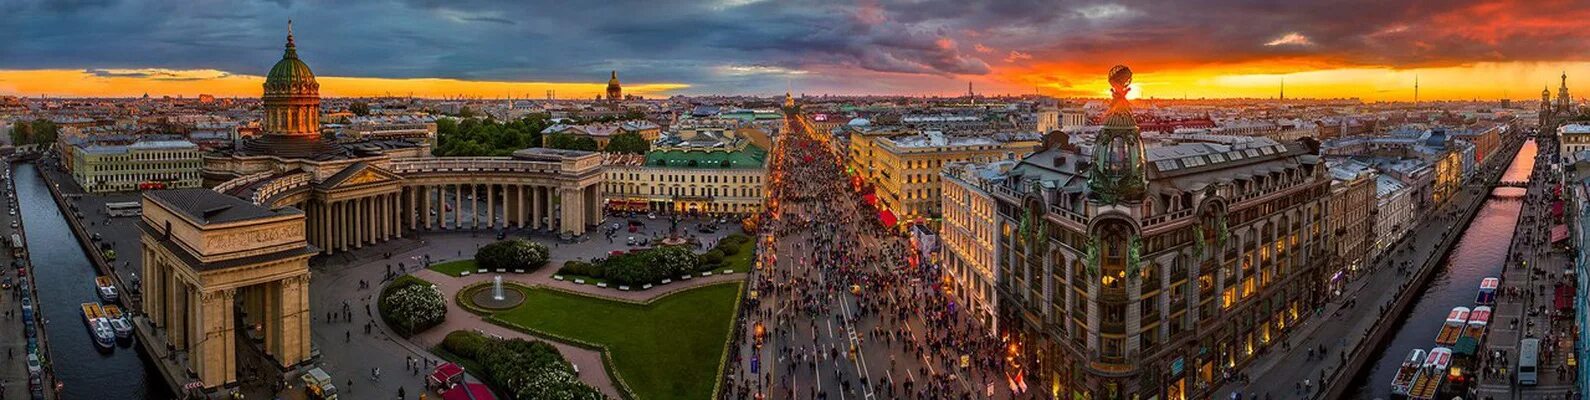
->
xmin=14 ymin=163 xmax=168 ymax=399
xmin=1350 ymin=140 xmax=1537 ymax=397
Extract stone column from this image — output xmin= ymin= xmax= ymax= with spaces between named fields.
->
xmin=516 ymin=185 xmax=526 ymax=228
xmin=334 ymin=201 xmax=345 ymax=252
xmin=487 ymin=184 xmax=497 ymax=230
xmin=453 ymin=184 xmax=463 ymax=229
xmin=196 ymin=288 xmax=237 ymax=388
xmin=533 ymin=186 xmax=545 ymax=229
xmin=393 ymin=193 xmax=403 ymax=239
xmin=274 ymin=274 xmax=312 ymax=367
xmin=425 ymin=186 xmax=435 ymax=230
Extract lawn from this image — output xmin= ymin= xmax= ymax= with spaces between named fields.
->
xmin=721 ymin=237 xmax=756 ymax=272
xmin=491 ymin=282 xmax=743 ymax=400
xmin=427 ymin=259 xmax=478 ymax=277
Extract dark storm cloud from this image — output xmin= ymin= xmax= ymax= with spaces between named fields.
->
xmin=4 ymin=0 xmax=1590 ymax=95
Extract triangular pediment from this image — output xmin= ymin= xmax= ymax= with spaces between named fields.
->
xmin=317 ymin=162 xmax=400 ymax=189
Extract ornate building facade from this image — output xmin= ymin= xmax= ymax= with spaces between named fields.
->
xmin=988 ymin=66 xmax=1332 ymax=400
xmin=1542 ymin=72 xmax=1576 ymax=128
xmin=201 ymin=25 xmax=606 ymax=258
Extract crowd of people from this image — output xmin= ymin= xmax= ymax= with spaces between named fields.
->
xmin=722 ymin=121 xmax=1011 ymax=399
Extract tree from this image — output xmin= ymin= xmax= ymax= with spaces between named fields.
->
xmin=475 ymin=239 xmax=551 ymax=271
xmin=458 ymin=106 xmax=478 ymax=118
xmin=572 ymin=136 xmax=599 ymax=151
xmin=604 ymin=132 xmax=651 ymax=154
xmin=349 ymin=101 xmax=370 ymax=116
xmin=378 ymin=277 xmax=446 ymax=336
xmin=433 ymin=115 xmax=555 ymax=156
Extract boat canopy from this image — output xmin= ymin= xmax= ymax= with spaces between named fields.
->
xmin=1468 ymin=306 xmax=1492 ymax=326
xmin=1445 ymin=307 xmax=1471 ymax=324
xmin=1424 ymin=347 xmax=1453 ymax=369
xmin=1479 ymin=277 xmax=1499 ymax=291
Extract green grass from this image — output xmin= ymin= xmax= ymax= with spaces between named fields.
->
xmin=720 ymin=238 xmax=756 ymax=272
xmin=491 ymin=282 xmax=743 ymax=400
xmin=428 ymin=259 xmax=478 ymax=277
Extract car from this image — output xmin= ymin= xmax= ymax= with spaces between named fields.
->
xmin=1 ymin=276 xmax=11 ymax=289
xmin=25 ymin=353 xmax=39 ymax=376
xmin=626 ymin=237 xmax=636 ymax=246
xmin=495 ymin=231 xmax=506 ymax=240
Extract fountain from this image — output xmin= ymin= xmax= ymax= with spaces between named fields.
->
xmin=492 ymin=275 xmax=505 ymax=301
xmin=470 ymin=274 xmax=525 ymax=310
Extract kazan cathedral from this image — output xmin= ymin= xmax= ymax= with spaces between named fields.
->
xmin=202 ymin=24 xmax=606 ymax=256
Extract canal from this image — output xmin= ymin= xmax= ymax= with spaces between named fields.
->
xmin=14 ymin=163 xmax=168 ymax=399
xmin=1350 ymin=139 xmax=1537 ymax=397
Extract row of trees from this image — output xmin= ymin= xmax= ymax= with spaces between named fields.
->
xmin=434 ymin=111 xmax=650 ymax=157
xmin=442 ymin=330 xmax=606 ymax=400
xmin=434 ymin=115 xmax=557 ymax=157
xmin=475 ymin=239 xmax=551 ymax=272
xmin=558 ymin=245 xmax=712 ymax=286
xmin=9 ymin=119 xmax=59 ymax=146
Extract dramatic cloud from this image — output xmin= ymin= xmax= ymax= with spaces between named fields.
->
xmin=2 ymin=0 xmax=1590 ymax=97
xmin=1265 ymin=33 xmax=1314 ymax=47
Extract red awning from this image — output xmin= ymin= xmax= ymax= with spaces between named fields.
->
xmin=862 ymin=193 xmax=878 ymax=206
xmin=428 ymin=363 xmax=464 ymax=386
xmin=1553 ymin=201 xmax=1565 ymax=219
xmin=1552 ymin=224 xmax=1570 ymax=244
xmin=879 ymin=209 xmax=898 ymax=226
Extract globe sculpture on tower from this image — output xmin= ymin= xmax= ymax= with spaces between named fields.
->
xmin=1087 ymin=64 xmax=1148 ymax=205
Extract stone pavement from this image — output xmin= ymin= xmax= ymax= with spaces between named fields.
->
xmin=0 ymin=168 xmax=37 ymax=400
xmin=1214 ymin=137 xmax=1526 ymax=400
xmin=311 ymin=226 xmax=747 ymax=400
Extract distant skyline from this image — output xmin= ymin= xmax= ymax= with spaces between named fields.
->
xmin=3 ymin=0 xmax=1590 ymax=100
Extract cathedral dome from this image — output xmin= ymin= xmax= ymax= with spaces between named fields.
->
xmin=264 ymin=29 xmax=319 ymax=96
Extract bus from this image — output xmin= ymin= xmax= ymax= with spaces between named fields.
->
xmin=105 ymin=201 xmax=142 ymax=217
xmin=1518 ymin=338 xmax=1540 ymax=385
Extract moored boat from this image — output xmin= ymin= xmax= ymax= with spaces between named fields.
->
xmin=80 ymin=303 xmax=115 ymax=350
xmin=95 ymin=276 xmax=119 ymax=303
xmin=1462 ymin=306 xmax=1491 ymax=342
xmin=1434 ymin=307 xmax=1470 ymax=346
xmin=1408 ymin=347 xmax=1452 ymax=400
xmin=102 ymin=304 xmax=133 ymax=340
xmin=1475 ymin=277 xmax=1499 ymax=305
xmin=1389 ymin=348 xmax=1427 ymax=397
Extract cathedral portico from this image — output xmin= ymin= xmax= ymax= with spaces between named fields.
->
xmin=139 ymin=189 xmax=316 ymax=391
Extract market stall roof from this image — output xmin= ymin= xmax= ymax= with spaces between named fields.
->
xmin=879 ymin=209 xmax=898 ymax=226
xmin=1552 ymin=224 xmax=1569 ymax=244
xmin=428 ymin=363 xmax=464 ymax=386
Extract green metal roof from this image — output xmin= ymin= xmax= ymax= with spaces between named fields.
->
xmin=644 ymin=144 xmax=767 ymax=169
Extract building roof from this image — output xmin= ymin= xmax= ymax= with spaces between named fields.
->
xmin=145 ymin=188 xmax=295 ymax=225
xmin=645 ymin=144 xmax=767 ymax=169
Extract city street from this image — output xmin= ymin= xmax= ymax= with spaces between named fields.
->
xmin=726 ymin=116 xmax=1010 ymax=400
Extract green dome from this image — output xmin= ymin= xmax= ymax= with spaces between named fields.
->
xmin=264 ymin=33 xmax=318 ymax=94
xmin=268 ymin=52 xmax=315 ymax=83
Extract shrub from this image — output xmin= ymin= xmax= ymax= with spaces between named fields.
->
xmin=476 ymin=239 xmax=551 ymax=272
xmin=379 ymin=277 xmax=446 ymax=336
xmin=649 ymin=245 xmax=700 ymax=277
xmin=716 ymin=241 xmax=740 ymax=256
xmin=557 ymin=260 xmax=604 ymax=279
xmin=442 ymin=330 xmax=491 ymax=359
xmin=699 ymin=249 xmax=725 ymax=266
xmin=444 ymin=331 xmax=606 ymax=400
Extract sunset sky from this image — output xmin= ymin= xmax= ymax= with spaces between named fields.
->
xmin=3 ymin=0 xmax=1589 ymax=101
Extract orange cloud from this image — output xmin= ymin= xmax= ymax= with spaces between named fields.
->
xmin=0 ymin=69 xmax=689 ymax=99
